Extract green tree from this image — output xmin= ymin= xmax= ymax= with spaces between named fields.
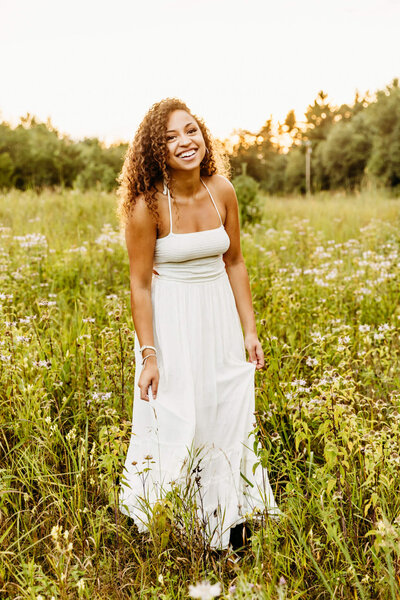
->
xmin=365 ymin=79 xmax=400 ymax=188
xmin=319 ymin=112 xmax=372 ymax=189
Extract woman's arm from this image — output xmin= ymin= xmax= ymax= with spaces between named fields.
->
xmin=214 ymin=176 xmax=265 ymax=370
xmin=124 ymin=196 xmax=159 ymax=400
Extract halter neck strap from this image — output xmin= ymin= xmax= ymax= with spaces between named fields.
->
xmin=165 ymin=178 xmax=223 ymax=235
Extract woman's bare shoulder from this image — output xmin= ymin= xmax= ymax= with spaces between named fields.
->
xmin=205 ymin=174 xmax=237 ymax=209
xmin=125 ymin=192 xmax=159 ymax=233
xmin=205 ymin=173 xmax=235 ymax=191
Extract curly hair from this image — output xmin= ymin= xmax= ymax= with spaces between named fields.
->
xmin=116 ymin=97 xmax=231 ymax=229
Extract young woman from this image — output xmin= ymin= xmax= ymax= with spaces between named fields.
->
xmin=117 ymin=98 xmax=280 ymax=551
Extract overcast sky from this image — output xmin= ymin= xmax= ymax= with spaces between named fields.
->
xmin=1 ymin=0 xmax=399 ymax=144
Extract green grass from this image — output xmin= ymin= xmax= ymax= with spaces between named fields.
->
xmin=1 ymin=188 xmax=400 ymax=599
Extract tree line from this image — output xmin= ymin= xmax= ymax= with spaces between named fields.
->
xmin=0 ymin=78 xmax=399 ymax=194
xmin=229 ymin=78 xmax=400 ymax=194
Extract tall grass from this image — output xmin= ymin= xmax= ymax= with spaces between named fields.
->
xmin=1 ymin=188 xmax=400 ymax=599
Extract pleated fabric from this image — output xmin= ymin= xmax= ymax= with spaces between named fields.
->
xmin=119 ymin=179 xmax=281 ymax=549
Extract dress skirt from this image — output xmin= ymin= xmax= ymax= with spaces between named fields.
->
xmin=119 ymin=255 xmax=280 ymax=549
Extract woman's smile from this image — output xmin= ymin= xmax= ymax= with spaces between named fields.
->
xmin=177 ymin=148 xmax=198 ymax=161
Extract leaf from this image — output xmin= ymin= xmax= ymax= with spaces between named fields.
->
xmin=326 ymin=478 xmax=336 ymax=495
xmin=324 ymin=442 xmax=338 ymax=469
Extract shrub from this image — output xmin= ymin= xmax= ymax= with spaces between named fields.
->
xmin=232 ymin=173 xmax=261 ymax=226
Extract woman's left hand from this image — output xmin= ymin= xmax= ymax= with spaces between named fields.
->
xmin=244 ymin=332 xmax=265 ymax=370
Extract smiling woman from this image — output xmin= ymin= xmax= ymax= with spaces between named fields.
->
xmin=116 ymin=98 xmax=281 ymax=553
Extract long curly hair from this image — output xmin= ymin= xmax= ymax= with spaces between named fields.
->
xmin=116 ymin=98 xmax=230 ymax=228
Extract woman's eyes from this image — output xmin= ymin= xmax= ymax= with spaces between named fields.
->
xmin=166 ymin=128 xmax=198 ymax=141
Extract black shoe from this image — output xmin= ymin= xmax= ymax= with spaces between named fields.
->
xmin=229 ymin=521 xmax=251 ymax=553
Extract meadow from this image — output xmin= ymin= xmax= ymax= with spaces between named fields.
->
xmin=1 ymin=188 xmax=400 ymax=599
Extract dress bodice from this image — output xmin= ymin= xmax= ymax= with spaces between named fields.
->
xmin=153 ymin=179 xmax=231 ymax=267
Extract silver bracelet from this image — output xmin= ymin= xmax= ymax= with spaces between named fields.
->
xmin=140 ymin=344 xmax=157 ymax=354
xmin=142 ymin=352 xmax=157 ymax=366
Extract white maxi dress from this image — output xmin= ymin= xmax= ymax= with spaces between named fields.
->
xmin=119 ymin=178 xmax=280 ymax=549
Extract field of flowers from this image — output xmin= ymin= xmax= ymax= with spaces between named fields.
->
xmin=1 ymin=189 xmax=400 ymax=599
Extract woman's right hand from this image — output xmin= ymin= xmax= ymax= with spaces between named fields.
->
xmin=138 ymin=357 xmax=159 ymax=402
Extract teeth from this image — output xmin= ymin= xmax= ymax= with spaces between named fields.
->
xmin=180 ymin=150 xmax=196 ymax=158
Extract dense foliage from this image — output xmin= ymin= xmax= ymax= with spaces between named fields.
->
xmin=0 ymin=115 xmax=127 ymax=191
xmin=1 ymin=189 xmax=400 ymax=598
xmin=229 ymin=78 xmax=400 ymax=194
xmin=0 ymin=79 xmax=399 ymax=196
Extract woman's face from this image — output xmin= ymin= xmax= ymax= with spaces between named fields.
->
xmin=164 ymin=109 xmax=206 ymax=171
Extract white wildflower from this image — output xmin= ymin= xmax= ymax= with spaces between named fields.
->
xmin=67 ymin=246 xmax=88 ymax=253
xmin=32 ymin=360 xmax=51 ymax=368
xmin=77 ymin=578 xmax=85 ymax=591
xmin=15 ymin=335 xmax=31 ymax=343
xmin=311 ymin=332 xmax=325 ymax=343
xmin=14 ymin=232 xmax=47 ymax=249
xmin=188 ymin=580 xmax=222 ymax=599
xmin=66 ymin=427 xmax=77 ymax=443
xmin=19 ymin=315 xmax=37 ymax=324
xmin=306 ymin=357 xmax=319 ymax=367
xmin=374 ymin=332 xmax=385 ymax=341
xmin=51 ymin=524 xmax=62 ymax=540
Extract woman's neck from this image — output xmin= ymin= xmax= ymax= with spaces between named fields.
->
xmin=168 ymin=167 xmax=203 ymax=200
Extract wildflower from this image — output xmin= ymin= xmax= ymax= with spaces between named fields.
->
xmin=51 ymin=524 xmax=62 ymax=540
xmin=277 ymin=576 xmax=288 ymax=600
xmin=15 ymin=335 xmax=31 ymax=343
xmin=32 ymin=360 xmax=51 ymax=368
xmin=67 ymin=246 xmax=88 ymax=253
xmin=311 ymin=332 xmax=325 ymax=343
xmin=378 ymin=323 xmax=393 ymax=332
xmin=374 ymin=332 xmax=385 ymax=341
xmin=14 ymin=232 xmax=47 ymax=249
xmin=66 ymin=427 xmax=77 ymax=442
xmin=77 ymin=578 xmax=85 ymax=591
xmin=90 ymin=391 xmax=112 ymax=403
xmin=188 ymin=580 xmax=222 ymax=599
xmin=359 ymin=324 xmax=370 ymax=333
xmin=95 ymin=224 xmax=123 ymax=246
xmin=83 ymin=317 xmax=95 ymax=323
xmin=306 ymin=357 xmax=319 ymax=367
xmin=19 ymin=315 xmax=37 ymax=324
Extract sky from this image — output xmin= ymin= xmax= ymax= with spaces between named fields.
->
xmin=1 ymin=0 xmax=399 ymax=145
